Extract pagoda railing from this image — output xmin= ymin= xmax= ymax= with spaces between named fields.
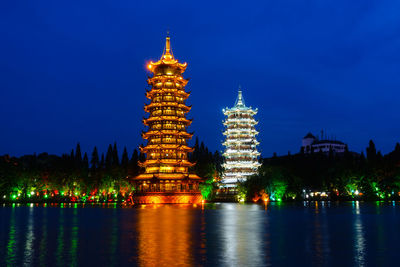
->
xmin=135 ymin=188 xmax=199 ymax=193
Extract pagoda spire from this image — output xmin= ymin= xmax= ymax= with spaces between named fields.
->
xmin=234 ymin=86 xmax=246 ymax=107
xmin=161 ymin=33 xmax=174 ymax=61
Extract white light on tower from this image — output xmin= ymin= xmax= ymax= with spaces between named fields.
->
xmin=221 ymin=87 xmax=261 ymax=188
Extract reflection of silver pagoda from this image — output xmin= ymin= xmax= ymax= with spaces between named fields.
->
xmin=222 ymin=88 xmax=261 ymax=188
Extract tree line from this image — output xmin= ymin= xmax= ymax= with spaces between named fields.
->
xmin=0 ymin=138 xmax=222 ymax=202
xmin=2 ymin=138 xmax=399 ymax=203
xmin=239 ymin=140 xmax=400 ymax=202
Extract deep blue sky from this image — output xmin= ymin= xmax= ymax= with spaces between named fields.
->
xmin=1 ymin=0 xmax=399 ymax=157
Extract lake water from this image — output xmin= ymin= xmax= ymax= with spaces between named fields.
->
xmin=0 ymin=201 xmax=399 ymax=266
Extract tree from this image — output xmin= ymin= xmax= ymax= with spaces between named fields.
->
xmin=367 ymin=140 xmax=377 ymax=162
xmin=100 ymin=153 xmax=105 ymax=169
xmin=112 ymin=142 xmax=119 ymax=166
xmin=121 ymin=147 xmax=129 ymax=168
xmin=70 ymin=149 xmax=75 ymax=161
xmin=75 ymin=143 xmax=82 ymax=166
xmin=105 ymin=144 xmax=113 ymax=168
xmin=82 ymin=153 xmax=89 ymax=170
xmin=90 ymin=146 xmax=99 ymax=170
xmin=130 ymin=149 xmax=139 ymax=164
xmin=129 ymin=149 xmax=139 ymax=176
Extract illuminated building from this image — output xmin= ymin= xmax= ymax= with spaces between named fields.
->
xmin=131 ymin=35 xmax=203 ymax=204
xmin=301 ymin=131 xmax=347 ymax=154
xmin=221 ymin=88 xmax=261 ymax=189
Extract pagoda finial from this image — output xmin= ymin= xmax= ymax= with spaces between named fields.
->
xmin=235 ymin=85 xmax=245 ymax=107
xmin=161 ymin=32 xmax=174 ymax=61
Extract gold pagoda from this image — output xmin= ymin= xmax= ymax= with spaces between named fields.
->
xmin=131 ymin=35 xmax=203 ymax=204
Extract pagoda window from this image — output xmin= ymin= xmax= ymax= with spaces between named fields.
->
xmin=153 ymin=110 xmax=162 ymax=116
xmin=164 ymin=95 xmax=174 ymax=101
xmin=164 ymin=123 xmax=175 ymax=129
xmin=164 ymin=109 xmax=175 ymax=115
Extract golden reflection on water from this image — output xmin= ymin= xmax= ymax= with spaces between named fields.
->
xmin=2 ymin=202 xmax=399 ymax=266
xmin=136 ymin=205 xmax=195 ymax=267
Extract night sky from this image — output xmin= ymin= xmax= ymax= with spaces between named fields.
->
xmin=1 ymin=1 xmax=399 ymax=157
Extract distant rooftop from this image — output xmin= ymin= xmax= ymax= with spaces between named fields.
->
xmin=303 ymin=132 xmax=316 ymax=139
xmin=314 ymin=140 xmax=345 ymax=145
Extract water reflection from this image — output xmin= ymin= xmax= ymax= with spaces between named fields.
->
xmin=70 ymin=208 xmax=79 ymax=266
xmin=0 ymin=202 xmax=399 ymax=266
xmin=353 ymin=201 xmax=366 ymax=266
xmin=23 ymin=206 xmax=35 ymax=265
xmin=39 ymin=207 xmax=47 ymax=266
xmin=221 ymin=204 xmax=265 ymax=266
xmin=311 ymin=201 xmax=330 ymax=265
xmin=6 ymin=206 xmax=17 ymax=266
xmin=136 ymin=205 xmax=194 ymax=266
xmin=109 ymin=208 xmax=118 ymax=266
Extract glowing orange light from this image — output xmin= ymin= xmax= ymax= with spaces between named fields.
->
xmin=131 ymin=35 xmax=202 ymax=204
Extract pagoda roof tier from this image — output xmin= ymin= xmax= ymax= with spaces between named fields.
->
xmin=146 ymin=89 xmax=190 ymax=99
xmin=223 ymin=143 xmax=260 ymax=148
xmin=223 ymin=90 xmax=258 ymax=115
xmin=141 ymin=130 xmax=193 ymax=139
xmin=132 ymin=173 xmax=201 ymax=181
xmin=222 ymin=129 xmax=258 ymax=139
xmin=223 ymin=108 xmax=258 ymax=116
xmin=223 ymin=119 xmax=258 ymax=126
xmin=140 ymin=144 xmax=194 ymax=152
xmin=147 ymin=36 xmax=187 ymax=74
xmin=223 ymin=157 xmax=260 ymax=162
xmin=148 ymin=76 xmax=189 ymax=87
xmin=224 ymin=127 xmax=258 ymax=132
xmin=144 ymin=102 xmax=191 ymax=112
xmin=148 ymin=61 xmax=187 ymax=74
xmin=143 ymin=116 xmax=192 ymax=125
xmin=223 ymin=149 xmax=261 ymax=154
xmin=223 ymin=162 xmax=261 ymax=168
xmin=223 ymin=139 xmax=260 ymax=144
xmin=138 ymin=159 xmax=195 ymax=167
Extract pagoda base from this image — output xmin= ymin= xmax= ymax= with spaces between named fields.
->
xmin=132 ymin=192 xmax=203 ymax=204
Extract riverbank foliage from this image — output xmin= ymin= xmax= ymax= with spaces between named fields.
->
xmin=240 ymin=141 xmax=400 ymax=202
xmin=2 ymin=139 xmax=399 ymax=203
xmin=0 ymin=138 xmax=222 ymax=203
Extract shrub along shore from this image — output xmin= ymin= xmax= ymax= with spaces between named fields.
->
xmin=1 ymin=140 xmax=399 ymax=203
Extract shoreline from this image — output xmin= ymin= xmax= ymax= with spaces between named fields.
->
xmin=1 ymin=198 xmax=399 ymax=205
